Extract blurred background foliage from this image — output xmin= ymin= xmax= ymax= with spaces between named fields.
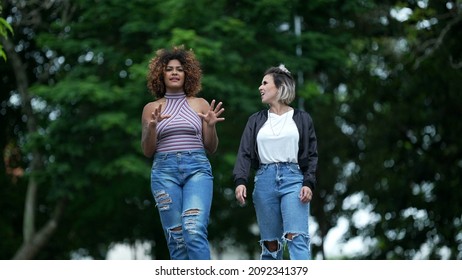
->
xmin=1 ymin=0 xmax=461 ymax=259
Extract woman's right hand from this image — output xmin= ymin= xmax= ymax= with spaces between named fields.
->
xmin=149 ymin=103 xmax=170 ymax=126
xmin=141 ymin=102 xmax=171 ymax=158
xmin=235 ymin=185 xmax=247 ymax=206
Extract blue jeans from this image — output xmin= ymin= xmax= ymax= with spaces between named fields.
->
xmin=253 ymin=162 xmax=311 ymax=260
xmin=150 ymin=149 xmax=213 ymax=260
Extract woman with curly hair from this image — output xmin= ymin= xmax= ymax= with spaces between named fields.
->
xmin=141 ymin=45 xmax=225 ymax=260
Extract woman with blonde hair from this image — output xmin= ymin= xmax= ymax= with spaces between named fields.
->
xmin=234 ymin=65 xmax=317 ymax=260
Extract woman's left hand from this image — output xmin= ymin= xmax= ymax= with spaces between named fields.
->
xmin=198 ymin=99 xmax=225 ymax=126
xmin=299 ymin=186 xmax=313 ymax=203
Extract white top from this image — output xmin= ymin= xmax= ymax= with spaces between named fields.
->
xmin=257 ymin=109 xmax=299 ymax=164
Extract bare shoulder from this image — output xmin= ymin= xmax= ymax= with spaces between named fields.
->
xmin=143 ymin=99 xmax=165 ymax=111
xmin=142 ymin=99 xmax=165 ymax=118
xmin=187 ymin=97 xmax=209 ymax=113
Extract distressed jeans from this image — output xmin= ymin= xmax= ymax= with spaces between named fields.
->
xmin=151 ymin=149 xmax=213 ymax=260
xmin=253 ymin=162 xmax=311 ymax=260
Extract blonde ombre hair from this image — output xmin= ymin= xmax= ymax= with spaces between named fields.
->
xmin=263 ymin=64 xmax=296 ymax=105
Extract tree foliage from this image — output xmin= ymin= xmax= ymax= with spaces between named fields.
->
xmin=340 ymin=1 xmax=462 ymax=259
xmin=1 ymin=0 xmax=461 ymax=260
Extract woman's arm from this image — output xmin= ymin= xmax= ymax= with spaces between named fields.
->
xmin=140 ymin=101 xmax=170 ymax=157
xmin=198 ymin=99 xmax=225 ymax=154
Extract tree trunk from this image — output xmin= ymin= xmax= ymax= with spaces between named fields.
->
xmin=13 ymin=199 xmax=67 ymax=259
xmin=2 ymin=36 xmax=66 ymax=260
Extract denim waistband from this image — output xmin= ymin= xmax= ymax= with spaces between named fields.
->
xmin=260 ymin=162 xmax=298 ymax=167
xmin=154 ymin=149 xmax=206 ymax=158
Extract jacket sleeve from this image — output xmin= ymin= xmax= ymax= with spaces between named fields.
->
xmin=297 ymin=111 xmax=318 ymax=190
xmin=301 ymin=112 xmax=318 ymax=190
xmin=233 ymin=116 xmax=255 ymax=187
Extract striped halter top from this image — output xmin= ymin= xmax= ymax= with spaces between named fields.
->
xmin=156 ymin=93 xmax=204 ymax=152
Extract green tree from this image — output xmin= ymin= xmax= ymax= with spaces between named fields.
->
xmin=0 ymin=0 xmax=374 ymax=260
xmin=3 ymin=0 xmax=459 ymax=261
xmin=338 ymin=0 xmax=462 ymax=259
xmin=0 ymin=0 xmax=168 ymax=259
xmin=0 ymin=2 xmax=13 ymax=60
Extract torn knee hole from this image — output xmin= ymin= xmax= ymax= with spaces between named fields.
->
xmin=184 ymin=208 xmax=200 ymax=216
xmin=155 ymin=192 xmax=167 ymax=199
xmin=155 ymin=192 xmax=172 ymax=204
xmin=170 ymin=226 xmax=182 ymax=232
xmin=159 ymin=198 xmax=172 ymax=204
xmin=285 ymin=233 xmax=300 ymax=240
xmin=264 ymin=240 xmax=279 ymax=252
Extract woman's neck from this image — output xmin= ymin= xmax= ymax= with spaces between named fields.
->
xmin=269 ymin=104 xmax=291 ymax=115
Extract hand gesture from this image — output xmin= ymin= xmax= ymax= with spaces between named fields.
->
xmin=149 ymin=104 xmax=170 ymax=127
xmin=198 ymin=99 xmax=225 ymax=126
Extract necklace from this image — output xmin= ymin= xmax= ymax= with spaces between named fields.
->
xmin=268 ymin=109 xmax=290 ymax=136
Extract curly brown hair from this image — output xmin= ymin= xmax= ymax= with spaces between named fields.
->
xmin=146 ymin=45 xmax=202 ymax=99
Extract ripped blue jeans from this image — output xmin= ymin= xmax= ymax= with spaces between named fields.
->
xmin=151 ymin=149 xmax=213 ymax=260
xmin=253 ymin=162 xmax=311 ymax=260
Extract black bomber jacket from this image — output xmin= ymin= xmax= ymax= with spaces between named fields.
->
xmin=232 ymin=109 xmax=318 ymax=190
